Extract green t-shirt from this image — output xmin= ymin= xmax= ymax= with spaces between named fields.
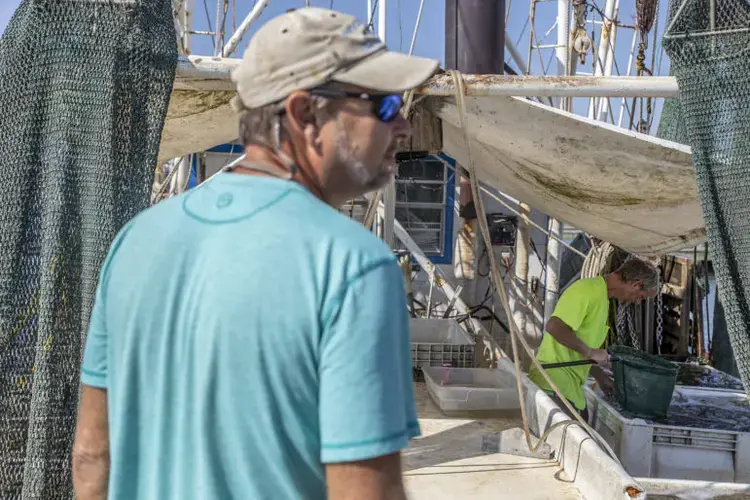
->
xmin=529 ymin=276 xmax=609 ymax=410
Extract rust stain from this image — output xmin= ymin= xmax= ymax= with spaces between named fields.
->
xmin=625 ymin=486 xmax=642 ymax=498
xmin=421 ymin=73 xmax=612 ymax=93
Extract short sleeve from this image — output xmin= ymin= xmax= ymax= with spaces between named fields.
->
xmin=80 ymin=225 xmax=131 ymax=388
xmin=551 ymin=281 xmax=590 ymax=332
xmin=319 ymin=259 xmax=419 ymax=464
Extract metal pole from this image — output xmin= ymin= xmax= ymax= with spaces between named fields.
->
xmin=617 ymin=28 xmax=639 ymax=128
xmin=214 ymin=0 xmax=223 ymax=56
xmin=180 ymin=0 xmax=195 ymax=55
xmin=409 ymin=0 xmax=426 ymax=55
xmin=544 ymin=0 xmax=570 ymax=321
xmin=378 ymin=0 xmax=387 ymax=42
xmin=555 ymin=0 xmax=570 ymax=104
xmin=174 ymin=57 xmax=682 ymax=96
xmin=222 ymin=0 xmax=270 ymax=57
xmin=511 ymin=203 xmax=532 ymax=346
xmin=367 ymin=0 xmax=374 ymax=25
xmin=172 ymin=0 xmax=194 ymax=196
xmin=544 ymin=218 xmax=563 ymax=321
xmin=171 ymin=155 xmax=192 ymax=194
xmin=417 ymin=74 xmax=679 ymax=97
xmin=377 ymin=0 xmax=396 ymax=247
xmin=588 ymin=0 xmax=617 ymax=119
xmin=596 ymin=1 xmax=619 ymax=121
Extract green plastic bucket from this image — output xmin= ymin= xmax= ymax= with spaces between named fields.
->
xmin=609 ymin=345 xmax=679 ymax=419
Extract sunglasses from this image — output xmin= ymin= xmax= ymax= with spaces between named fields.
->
xmin=308 ymin=88 xmax=404 ymax=123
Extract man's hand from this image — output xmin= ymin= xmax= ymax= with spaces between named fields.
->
xmin=590 ymin=365 xmax=615 ymax=396
xmin=586 ymin=348 xmax=610 ymax=366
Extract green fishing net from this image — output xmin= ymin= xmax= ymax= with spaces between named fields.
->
xmin=662 ymin=0 xmax=750 ymax=394
xmin=0 ymin=1 xmax=176 ymax=497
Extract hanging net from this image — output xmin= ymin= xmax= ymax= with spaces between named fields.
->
xmin=662 ymin=0 xmax=750 ymax=393
xmin=0 ymin=1 xmax=177 ymax=497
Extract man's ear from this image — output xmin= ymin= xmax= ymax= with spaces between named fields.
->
xmin=284 ymin=91 xmax=326 ymax=152
xmin=285 ymin=91 xmax=317 ymax=137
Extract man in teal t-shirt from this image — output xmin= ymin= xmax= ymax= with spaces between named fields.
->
xmin=72 ymin=8 xmax=439 ymax=500
xmin=529 ymin=258 xmax=659 ymax=419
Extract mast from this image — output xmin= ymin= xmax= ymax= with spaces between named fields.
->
xmin=445 ymin=0 xmax=507 ymax=309
xmin=380 ymin=0 xmax=397 ymax=247
xmin=543 ymin=0 xmax=571 ymax=321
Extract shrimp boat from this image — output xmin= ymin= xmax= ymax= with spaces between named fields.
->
xmin=2 ymin=0 xmax=749 ymax=498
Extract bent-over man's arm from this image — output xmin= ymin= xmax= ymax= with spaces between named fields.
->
xmin=319 ymin=258 xmax=417 ymax=500
xmin=544 ymin=288 xmax=609 ymax=365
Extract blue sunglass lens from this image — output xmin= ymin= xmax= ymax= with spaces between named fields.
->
xmin=378 ymin=94 xmax=403 ymax=122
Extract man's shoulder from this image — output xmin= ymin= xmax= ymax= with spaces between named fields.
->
xmin=566 ymin=277 xmax=605 ymax=295
xmin=293 ymin=198 xmax=396 ymax=264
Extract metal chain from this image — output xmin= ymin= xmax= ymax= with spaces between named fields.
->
xmin=616 ymin=303 xmax=641 ymax=350
xmin=616 ymin=303 xmax=627 ymax=345
xmin=656 ymin=273 xmax=664 ymax=355
xmin=626 ymin=305 xmax=640 ymax=350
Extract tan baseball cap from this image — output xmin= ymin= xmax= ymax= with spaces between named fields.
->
xmin=231 ymin=7 xmax=440 ymax=111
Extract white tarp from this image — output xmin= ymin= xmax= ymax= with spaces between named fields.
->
xmin=158 ymin=74 xmax=705 ymax=256
xmin=434 ymin=95 xmax=705 ymax=255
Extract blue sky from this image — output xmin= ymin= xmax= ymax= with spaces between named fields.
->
xmin=0 ymin=0 xmax=670 ymax=127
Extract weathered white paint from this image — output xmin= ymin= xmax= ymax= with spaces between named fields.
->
xmin=434 ymin=95 xmax=704 ymax=255
xmin=159 ymin=90 xmax=238 ymax=165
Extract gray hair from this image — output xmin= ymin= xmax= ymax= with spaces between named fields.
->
xmin=614 ymin=258 xmax=659 ymax=290
xmin=238 ymin=94 xmax=332 ymax=148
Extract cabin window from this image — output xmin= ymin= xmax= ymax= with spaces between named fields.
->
xmin=341 ymin=156 xmax=455 ymax=262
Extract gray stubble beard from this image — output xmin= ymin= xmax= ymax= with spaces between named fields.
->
xmin=333 ymin=125 xmax=394 ymax=196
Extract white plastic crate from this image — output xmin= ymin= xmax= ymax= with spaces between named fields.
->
xmin=423 ymin=365 xmax=520 ymax=412
xmin=410 ymin=318 xmax=475 ymax=369
xmin=585 ymin=384 xmax=750 ymax=483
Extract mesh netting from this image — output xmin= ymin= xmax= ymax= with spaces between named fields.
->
xmin=0 ymin=1 xmax=177 ymax=497
xmin=655 ymin=82 xmax=689 ymax=145
xmin=662 ymin=0 xmax=750 ymax=394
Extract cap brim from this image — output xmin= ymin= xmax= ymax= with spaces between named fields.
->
xmin=332 ymin=50 xmax=439 ymax=93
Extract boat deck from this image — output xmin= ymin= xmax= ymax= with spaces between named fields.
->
xmin=403 ymin=383 xmax=583 ymax=499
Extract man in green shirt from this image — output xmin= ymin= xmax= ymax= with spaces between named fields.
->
xmin=529 ymin=258 xmax=659 ymax=420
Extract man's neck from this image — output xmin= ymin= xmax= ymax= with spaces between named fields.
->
xmin=239 ymin=145 xmax=328 ymax=204
xmin=604 ymin=274 xmax=619 ymax=299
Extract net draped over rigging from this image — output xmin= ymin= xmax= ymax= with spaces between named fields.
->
xmin=0 ymin=1 xmax=177 ymax=497
xmin=662 ymin=0 xmax=750 ymax=393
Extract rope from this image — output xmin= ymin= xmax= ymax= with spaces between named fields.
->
xmin=447 ymin=70 xmax=621 ymax=464
xmin=633 ymin=0 xmax=658 ymax=130
xmin=636 ymin=0 xmax=659 ymax=42
xmin=634 ymin=41 xmax=654 ymax=130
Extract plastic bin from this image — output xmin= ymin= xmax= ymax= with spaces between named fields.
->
xmin=410 ymin=318 xmax=475 ymax=369
xmin=423 ymin=366 xmax=520 ymax=412
xmin=586 ymin=384 xmax=750 ymax=483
